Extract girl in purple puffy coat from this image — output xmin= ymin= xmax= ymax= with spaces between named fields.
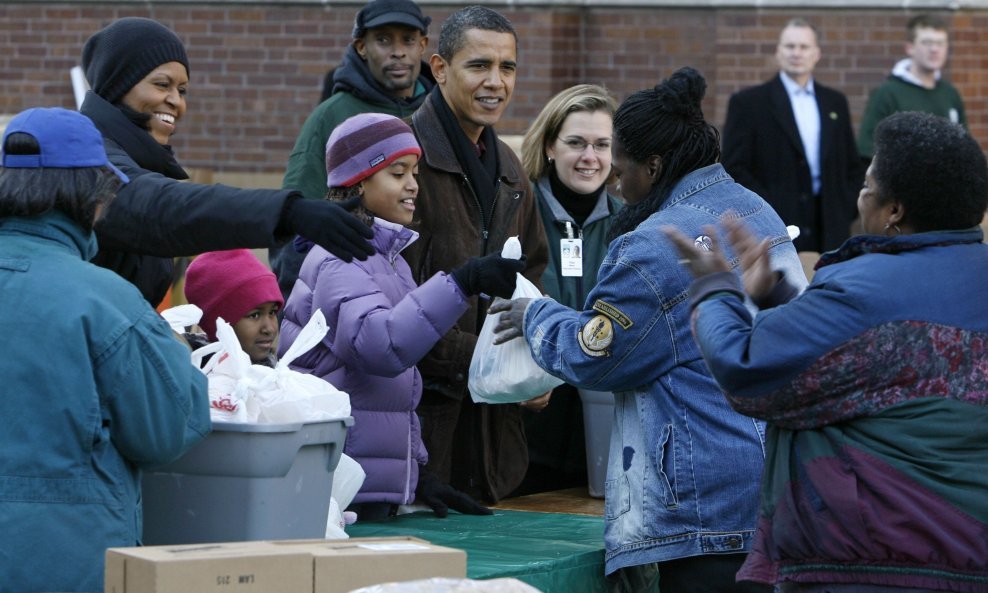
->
xmin=279 ymin=113 xmax=524 ymax=521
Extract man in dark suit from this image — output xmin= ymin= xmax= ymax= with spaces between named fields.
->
xmin=722 ymin=18 xmax=863 ymax=253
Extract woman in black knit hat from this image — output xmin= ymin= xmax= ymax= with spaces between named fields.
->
xmin=79 ymin=17 xmax=374 ymax=306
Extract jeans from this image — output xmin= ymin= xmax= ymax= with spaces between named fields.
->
xmin=608 ymin=554 xmax=775 ymax=593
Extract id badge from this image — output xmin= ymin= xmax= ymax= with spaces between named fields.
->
xmin=560 ymin=238 xmax=583 ymax=277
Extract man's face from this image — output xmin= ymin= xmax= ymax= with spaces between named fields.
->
xmin=775 ymin=25 xmax=820 ymax=83
xmin=907 ymin=27 xmax=949 ymax=74
xmin=354 ymin=25 xmax=428 ymax=98
xmin=430 ymin=28 xmax=517 ymax=143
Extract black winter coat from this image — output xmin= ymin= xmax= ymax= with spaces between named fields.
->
xmin=81 ymin=91 xmax=295 ymax=306
xmin=721 ymin=75 xmax=863 ymax=252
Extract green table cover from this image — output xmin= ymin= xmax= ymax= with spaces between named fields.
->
xmin=347 ymin=509 xmax=607 ymax=593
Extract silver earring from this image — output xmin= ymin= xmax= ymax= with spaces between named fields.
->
xmin=883 ymin=223 xmax=901 ymax=236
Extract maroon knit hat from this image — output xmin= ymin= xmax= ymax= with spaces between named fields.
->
xmin=184 ymin=249 xmax=284 ymax=340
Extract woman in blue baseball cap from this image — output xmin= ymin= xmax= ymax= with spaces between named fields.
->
xmin=0 ymin=107 xmax=210 ymax=593
xmin=79 ymin=17 xmax=375 ymax=306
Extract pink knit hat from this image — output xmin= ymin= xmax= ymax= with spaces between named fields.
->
xmin=184 ymin=249 xmax=284 ymax=340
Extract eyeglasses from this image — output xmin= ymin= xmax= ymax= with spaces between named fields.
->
xmin=558 ymin=137 xmax=611 ymax=154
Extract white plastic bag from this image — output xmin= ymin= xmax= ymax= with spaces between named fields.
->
xmin=325 ymin=452 xmax=365 ymax=539
xmin=160 ymin=304 xmax=203 ymax=333
xmin=331 ymin=453 xmax=366 ymax=510
xmin=191 ymin=310 xmax=351 ymax=423
xmin=468 ymin=237 xmax=564 ymax=404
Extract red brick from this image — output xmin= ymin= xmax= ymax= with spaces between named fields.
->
xmin=4 ymin=5 xmax=986 ymax=173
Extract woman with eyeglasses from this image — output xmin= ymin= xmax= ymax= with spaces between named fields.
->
xmin=515 ymin=84 xmax=623 ymax=496
xmin=492 ymin=68 xmax=806 ymax=592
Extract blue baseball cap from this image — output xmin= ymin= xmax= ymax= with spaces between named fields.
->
xmin=2 ymin=107 xmax=128 ymax=184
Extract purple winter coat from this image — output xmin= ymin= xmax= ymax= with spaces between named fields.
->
xmin=279 ymin=219 xmax=468 ymax=505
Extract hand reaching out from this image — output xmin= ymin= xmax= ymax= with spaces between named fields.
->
xmin=488 ymin=297 xmax=533 ymax=345
xmin=662 ymin=223 xmax=731 ymax=278
xmin=721 ymin=217 xmax=775 ymax=301
xmin=519 ymin=389 xmax=552 ymax=411
xmin=662 ymin=215 xmax=777 ymax=302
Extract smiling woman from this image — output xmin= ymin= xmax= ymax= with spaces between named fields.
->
xmin=119 ymin=62 xmax=188 ymax=146
xmin=76 ymin=17 xmax=374 ymax=307
xmin=515 ymin=84 xmax=623 ymax=497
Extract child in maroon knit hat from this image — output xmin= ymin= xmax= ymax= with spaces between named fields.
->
xmin=184 ymin=249 xmax=284 ymax=366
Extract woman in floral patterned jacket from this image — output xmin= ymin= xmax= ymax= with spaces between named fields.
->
xmin=669 ymin=111 xmax=988 ymax=593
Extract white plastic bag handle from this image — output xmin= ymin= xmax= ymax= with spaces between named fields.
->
xmin=278 ymin=309 xmax=329 ymax=369
xmin=213 ymin=317 xmax=252 ymax=379
xmin=190 ymin=341 xmax=223 ymax=374
xmin=160 ymin=304 xmax=203 ymax=333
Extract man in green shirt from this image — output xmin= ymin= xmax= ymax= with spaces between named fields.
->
xmin=272 ymin=0 xmax=433 ymax=296
xmin=858 ymin=14 xmax=965 ymax=161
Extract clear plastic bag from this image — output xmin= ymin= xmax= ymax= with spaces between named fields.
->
xmin=468 ymin=237 xmax=564 ymax=404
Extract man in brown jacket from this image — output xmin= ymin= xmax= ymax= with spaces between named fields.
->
xmin=403 ymin=5 xmax=550 ymax=514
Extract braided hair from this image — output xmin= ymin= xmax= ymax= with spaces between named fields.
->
xmin=607 ymin=67 xmax=721 ymax=240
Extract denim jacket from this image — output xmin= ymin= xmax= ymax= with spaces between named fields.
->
xmin=522 ymin=164 xmax=806 ymax=574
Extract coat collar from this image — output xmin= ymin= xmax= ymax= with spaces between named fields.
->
xmin=769 ymin=74 xmax=807 ymax=157
xmin=411 ymin=97 xmax=523 ymax=187
xmin=80 ymin=91 xmax=188 ymax=180
xmin=0 ymin=212 xmax=99 ymax=261
xmin=536 ymin=175 xmax=615 ymax=227
xmin=332 ymin=44 xmax=434 ymax=109
xmin=817 ymin=227 xmax=984 ymax=269
xmin=660 ymin=163 xmax=731 ymax=211
xmin=371 ymin=217 xmax=418 ymax=263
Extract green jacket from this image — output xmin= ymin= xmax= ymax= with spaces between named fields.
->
xmin=273 ymin=45 xmax=433 ymax=298
xmin=858 ymin=60 xmax=965 ymax=159
xmin=534 ymin=176 xmax=623 ymax=310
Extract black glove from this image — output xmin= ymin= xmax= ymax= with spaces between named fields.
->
xmin=280 ymin=195 xmax=374 ymax=262
xmin=450 ymin=253 xmax=526 ymax=298
xmin=416 ymin=470 xmax=493 ymax=518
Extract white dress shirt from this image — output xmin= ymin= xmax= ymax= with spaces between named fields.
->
xmin=780 ymin=71 xmax=821 ymax=196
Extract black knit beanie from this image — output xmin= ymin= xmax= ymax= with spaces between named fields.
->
xmin=82 ymin=17 xmax=189 ymax=106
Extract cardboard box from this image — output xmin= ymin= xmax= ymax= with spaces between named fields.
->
xmin=291 ymin=537 xmax=467 ymax=593
xmin=105 ymin=541 xmax=313 ymax=593
xmin=105 ymin=537 xmax=466 ymax=593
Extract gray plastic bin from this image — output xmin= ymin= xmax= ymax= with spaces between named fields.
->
xmin=578 ymin=389 xmax=613 ymax=499
xmin=142 ymin=417 xmax=352 ymax=545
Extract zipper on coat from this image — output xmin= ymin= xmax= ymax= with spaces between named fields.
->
xmin=463 ymin=174 xmax=501 ymax=253
xmin=404 ymin=411 xmax=413 ymax=503
xmin=576 ymin=225 xmax=584 ymax=298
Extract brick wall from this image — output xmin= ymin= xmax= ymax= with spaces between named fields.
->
xmin=3 ymin=3 xmax=987 ymax=175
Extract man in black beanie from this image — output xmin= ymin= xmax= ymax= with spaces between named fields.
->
xmin=78 ymin=17 xmax=374 ymax=307
xmin=272 ymin=0 xmax=435 ymax=299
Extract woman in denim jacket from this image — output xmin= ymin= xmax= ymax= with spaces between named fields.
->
xmin=491 ymin=68 xmax=805 ymax=592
